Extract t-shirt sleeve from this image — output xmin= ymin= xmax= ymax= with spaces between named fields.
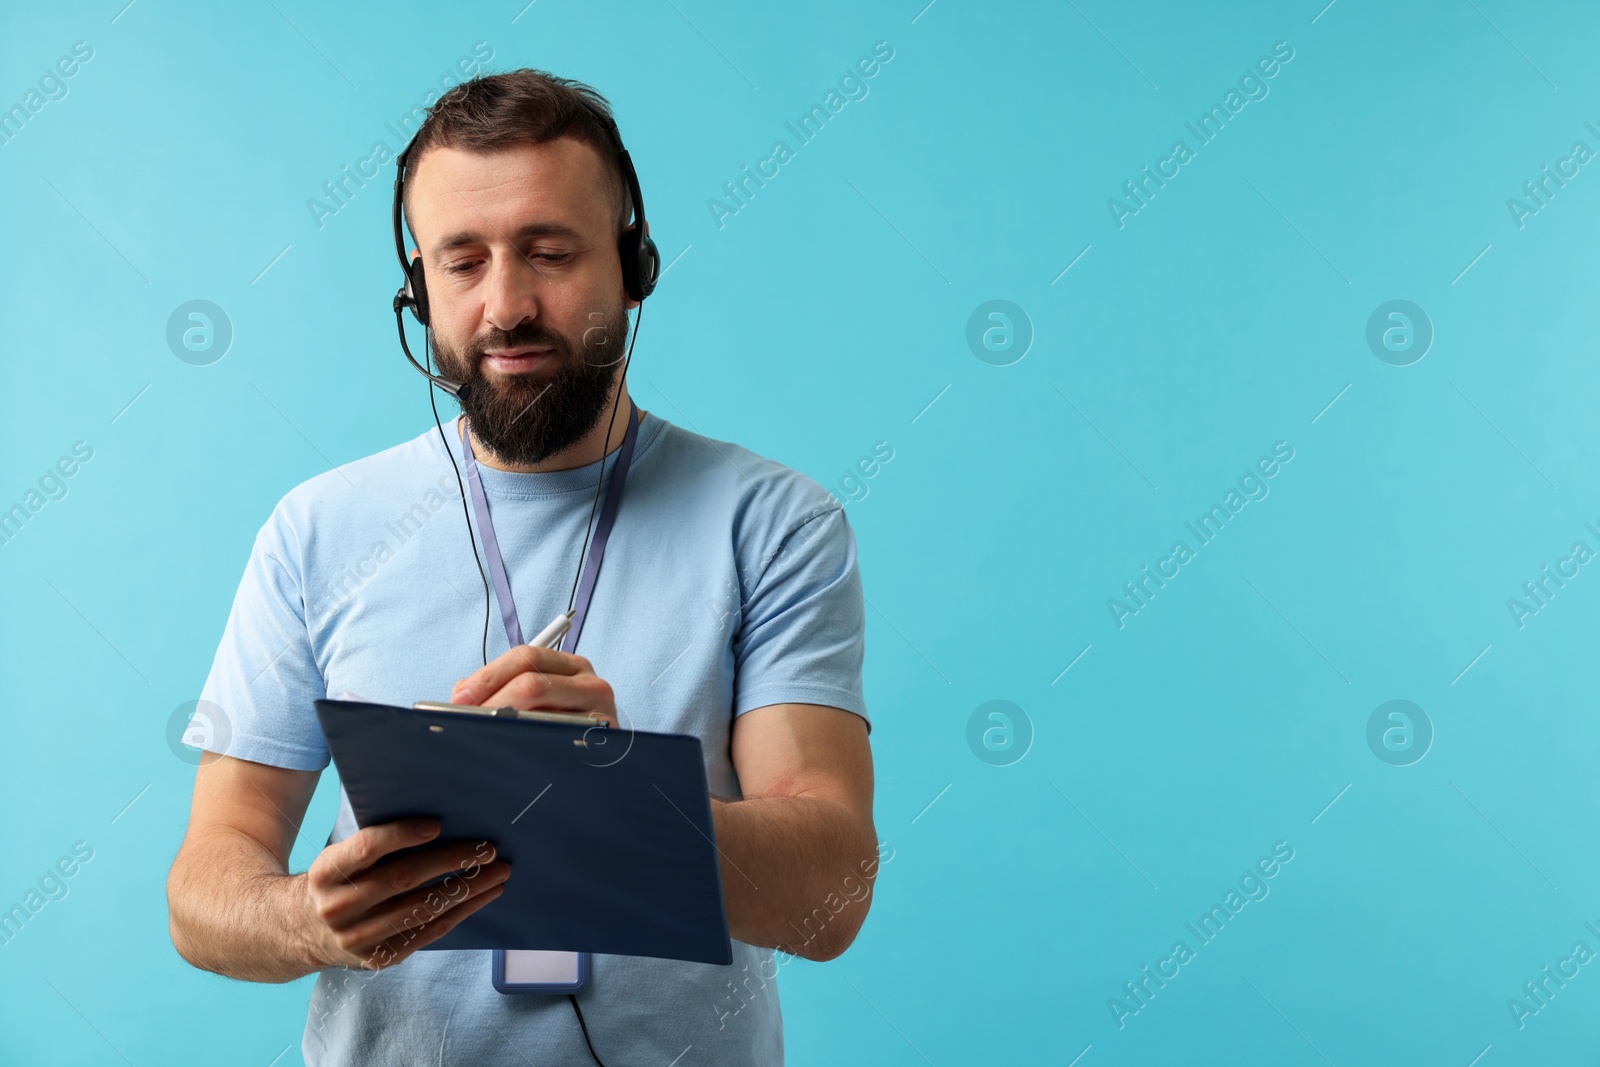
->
xmin=196 ymin=504 xmax=331 ymax=771
xmin=732 ymin=504 xmax=869 ymax=732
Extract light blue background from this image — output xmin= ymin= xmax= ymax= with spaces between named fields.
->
xmin=4 ymin=0 xmax=1600 ymax=1063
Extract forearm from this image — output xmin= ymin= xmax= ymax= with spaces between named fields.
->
xmin=167 ymin=826 xmax=321 ymax=983
xmin=709 ymin=794 xmax=879 ymax=961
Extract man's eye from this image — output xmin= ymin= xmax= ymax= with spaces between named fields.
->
xmin=441 ymin=253 xmax=568 ymax=274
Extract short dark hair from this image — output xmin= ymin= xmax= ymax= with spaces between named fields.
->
xmin=401 ymin=69 xmax=632 ymax=249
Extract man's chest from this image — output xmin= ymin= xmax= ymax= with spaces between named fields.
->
xmin=308 ymin=524 xmax=745 ymax=742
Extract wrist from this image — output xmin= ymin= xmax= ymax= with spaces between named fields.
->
xmin=284 ymin=872 xmax=331 ymax=973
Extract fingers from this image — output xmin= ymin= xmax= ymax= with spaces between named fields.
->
xmin=452 ymin=645 xmax=589 ymax=705
xmin=306 ymin=836 xmax=504 ymax=969
xmin=363 ymin=879 xmax=510 ymax=969
xmin=312 ymin=838 xmax=495 ymax=929
xmin=478 ymin=671 xmax=614 ymax=716
xmin=332 ymin=859 xmax=511 ymax=956
xmin=311 ymin=819 xmax=440 ymax=887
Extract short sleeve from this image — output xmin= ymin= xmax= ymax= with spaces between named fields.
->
xmin=196 ymin=507 xmax=331 ymax=770
xmin=732 ymin=506 xmax=868 ymax=733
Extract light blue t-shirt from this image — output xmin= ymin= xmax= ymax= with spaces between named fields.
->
xmin=197 ymin=408 xmax=869 ymax=1066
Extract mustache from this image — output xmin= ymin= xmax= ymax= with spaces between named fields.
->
xmin=466 ymin=323 xmax=571 ymax=361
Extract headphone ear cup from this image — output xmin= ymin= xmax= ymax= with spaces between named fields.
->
xmin=407 ymin=256 xmax=431 ymax=327
xmin=618 ymin=226 xmax=659 ymax=302
xmin=637 ymin=230 xmax=660 ymax=300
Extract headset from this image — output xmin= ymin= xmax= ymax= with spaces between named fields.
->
xmin=389 ymin=96 xmax=661 ymax=397
xmin=386 ymin=91 xmax=658 ymax=1067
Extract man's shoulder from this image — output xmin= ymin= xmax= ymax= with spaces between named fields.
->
xmin=647 ymin=416 xmax=842 ymax=534
xmin=259 ymin=425 xmax=456 ymax=546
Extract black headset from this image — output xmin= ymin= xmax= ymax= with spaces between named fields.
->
xmin=389 ymin=96 xmax=660 ymax=398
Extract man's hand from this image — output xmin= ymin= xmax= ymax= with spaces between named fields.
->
xmin=298 ymin=818 xmax=511 ymax=971
xmin=450 ymin=645 xmax=617 ymax=726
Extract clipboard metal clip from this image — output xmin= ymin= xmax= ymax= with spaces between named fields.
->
xmin=412 ymin=700 xmax=612 ymax=729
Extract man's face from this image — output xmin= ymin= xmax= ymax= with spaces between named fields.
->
xmin=406 ymin=137 xmax=636 ymax=466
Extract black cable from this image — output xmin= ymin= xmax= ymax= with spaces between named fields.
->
xmin=426 ymin=327 xmax=492 ymax=667
xmin=433 ymin=373 xmax=612 ymax=1067
xmin=429 ymin=393 xmax=616 ymax=1067
xmin=555 ymin=303 xmax=642 ymax=1067
xmin=566 ymin=298 xmax=644 ymax=619
xmin=425 ymin=310 xmax=638 ymax=1067
xmin=400 ymin=108 xmax=643 ymax=1066
xmin=568 ymin=993 xmax=608 ymax=1066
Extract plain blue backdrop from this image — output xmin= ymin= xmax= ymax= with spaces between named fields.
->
xmin=4 ymin=0 xmax=1600 ymax=1063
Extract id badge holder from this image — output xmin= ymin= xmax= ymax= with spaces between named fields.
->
xmin=492 ymin=949 xmax=590 ymax=994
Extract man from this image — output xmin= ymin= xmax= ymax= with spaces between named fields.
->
xmin=166 ymin=69 xmax=878 ymax=1065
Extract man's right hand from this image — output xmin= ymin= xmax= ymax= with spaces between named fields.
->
xmin=298 ymin=818 xmax=511 ymax=971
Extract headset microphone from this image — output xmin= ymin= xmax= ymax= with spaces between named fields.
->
xmin=391 ymin=297 xmax=467 ymax=400
xmin=390 ymin=149 xmax=467 ymax=400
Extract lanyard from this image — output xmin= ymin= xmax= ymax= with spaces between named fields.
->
xmin=458 ymin=399 xmax=639 ymax=654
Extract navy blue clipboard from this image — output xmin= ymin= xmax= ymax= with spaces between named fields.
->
xmin=313 ymin=698 xmax=733 ymax=966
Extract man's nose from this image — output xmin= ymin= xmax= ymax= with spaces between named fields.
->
xmin=483 ymin=254 xmax=543 ymax=332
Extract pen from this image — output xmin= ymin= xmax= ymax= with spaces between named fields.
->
xmin=528 ymin=609 xmax=575 ymax=651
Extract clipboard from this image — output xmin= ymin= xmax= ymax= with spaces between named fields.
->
xmin=313 ymin=698 xmax=734 ymax=966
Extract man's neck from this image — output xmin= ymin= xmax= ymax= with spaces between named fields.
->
xmin=462 ymin=389 xmax=639 ymax=474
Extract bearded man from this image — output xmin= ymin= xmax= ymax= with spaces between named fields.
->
xmin=166 ymin=68 xmax=878 ymax=1067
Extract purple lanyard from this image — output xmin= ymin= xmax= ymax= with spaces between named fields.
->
xmin=458 ymin=399 xmax=639 ymax=654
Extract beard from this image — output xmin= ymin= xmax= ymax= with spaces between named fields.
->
xmin=432 ymin=302 xmax=630 ymax=467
